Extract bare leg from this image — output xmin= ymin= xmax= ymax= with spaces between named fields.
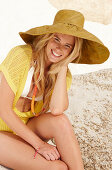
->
xmin=26 ymin=112 xmax=84 ymax=170
xmin=0 ymin=131 xmax=68 ymax=170
xmin=52 ymin=114 xmax=84 ymax=170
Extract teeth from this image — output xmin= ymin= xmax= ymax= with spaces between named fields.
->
xmin=52 ymin=50 xmax=61 ymax=57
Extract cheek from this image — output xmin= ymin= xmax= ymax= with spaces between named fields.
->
xmin=47 ymin=40 xmax=55 ymax=49
xmin=63 ymin=49 xmax=71 ymax=58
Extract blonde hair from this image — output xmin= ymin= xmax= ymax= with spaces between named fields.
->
xmin=30 ymin=33 xmax=83 ymax=114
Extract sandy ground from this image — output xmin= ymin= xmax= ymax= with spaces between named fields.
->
xmin=0 ymin=68 xmax=112 ymax=170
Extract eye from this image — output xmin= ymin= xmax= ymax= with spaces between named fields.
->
xmin=54 ymin=37 xmax=60 ymax=42
xmin=65 ymin=45 xmax=71 ymax=48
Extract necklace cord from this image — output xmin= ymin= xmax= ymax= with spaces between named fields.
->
xmin=31 ymin=73 xmax=45 ymax=116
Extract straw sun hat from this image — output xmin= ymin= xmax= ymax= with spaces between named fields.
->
xmin=19 ymin=9 xmax=110 ymax=64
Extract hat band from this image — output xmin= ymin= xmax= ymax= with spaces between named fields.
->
xmin=53 ymin=21 xmax=84 ymax=28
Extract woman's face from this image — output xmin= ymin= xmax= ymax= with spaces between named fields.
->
xmin=45 ymin=33 xmax=75 ymax=66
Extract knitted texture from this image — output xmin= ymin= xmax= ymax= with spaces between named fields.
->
xmin=0 ymin=44 xmax=32 ymax=95
xmin=0 ymin=44 xmax=72 ymax=133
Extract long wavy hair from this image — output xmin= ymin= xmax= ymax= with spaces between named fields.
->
xmin=30 ymin=33 xmax=83 ymax=114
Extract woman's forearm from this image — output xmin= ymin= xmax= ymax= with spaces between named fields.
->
xmin=49 ymin=66 xmax=69 ymax=115
xmin=0 ymin=109 xmax=44 ymax=149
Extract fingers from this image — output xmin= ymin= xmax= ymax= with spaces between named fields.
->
xmin=44 ymin=153 xmax=51 ymax=161
xmin=49 ymin=153 xmax=57 ymax=160
xmin=36 ymin=142 xmax=61 ymax=161
xmin=44 ymin=149 xmax=60 ymax=161
xmin=54 ymin=147 xmax=61 ymax=159
xmin=44 ymin=152 xmax=59 ymax=161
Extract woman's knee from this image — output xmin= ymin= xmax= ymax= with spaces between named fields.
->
xmin=51 ymin=160 xmax=68 ymax=170
xmin=51 ymin=113 xmax=72 ymax=132
xmin=58 ymin=161 xmax=68 ymax=170
xmin=26 ymin=112 xmax=72 ymax=141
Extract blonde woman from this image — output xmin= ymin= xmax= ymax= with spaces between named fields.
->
xmin=0 ymin=9 xmax=109 ymax=170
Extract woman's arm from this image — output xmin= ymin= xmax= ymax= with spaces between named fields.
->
xmin=49 ymin=66 xmax=69 ymax=115
xmin=0 ymin=73 xmax=44 ymax=149
xmin=0 ymin=108 xmax=43 ymax=148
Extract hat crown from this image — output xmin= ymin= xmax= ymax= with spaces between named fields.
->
xmin=53 ymin=9 xmax=85 ymax=28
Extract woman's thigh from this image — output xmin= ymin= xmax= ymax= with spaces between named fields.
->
xmin=26 ymin=112 xmax=61 ymax=143
xmin=0 ymin=131 xmax=67 ymax=170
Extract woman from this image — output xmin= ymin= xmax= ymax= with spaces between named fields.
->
xmin=0 ymin=9 xmax=109 ymax=170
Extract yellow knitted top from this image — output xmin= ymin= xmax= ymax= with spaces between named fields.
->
xmin=0 ymin=44 xmax=72 ymax=133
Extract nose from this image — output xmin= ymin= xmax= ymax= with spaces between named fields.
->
xmin=55 ymin=44 xmax=63 ymax=53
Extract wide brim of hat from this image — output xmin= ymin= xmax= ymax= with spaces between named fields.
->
xmin=19 ymin=23 xmax=110 ymax=64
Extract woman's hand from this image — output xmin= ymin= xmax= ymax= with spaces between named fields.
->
xmin=63 ymin=50 xmax=79 ymax=67
xmin=35 ymin=142 xmax=61 ymax=161
xmin=58 ymin=65 xmax=68 ymax=74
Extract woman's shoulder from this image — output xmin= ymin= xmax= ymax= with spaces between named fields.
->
xmin=0 ymin=44 xmax=33 ymax=75
xmin=9 ymin=44 xmax=32 ymax=57
xmin=11 ymin=43 xmax=32 ymax=50
xmin=1 ymin=44 xmax=33 ymax=66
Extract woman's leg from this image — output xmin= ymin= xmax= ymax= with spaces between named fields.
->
xmin=26 ymin=112 xmax=84 ymax=170
xmin=0 ymin=131 xmax=68 ymax=170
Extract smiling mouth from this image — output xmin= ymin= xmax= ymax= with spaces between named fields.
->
xmin=51 ymin=49 xmax=62 ymax=58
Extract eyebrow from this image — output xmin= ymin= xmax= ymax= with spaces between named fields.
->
xmin=54 ymin=34 xmax=74 ymax=47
